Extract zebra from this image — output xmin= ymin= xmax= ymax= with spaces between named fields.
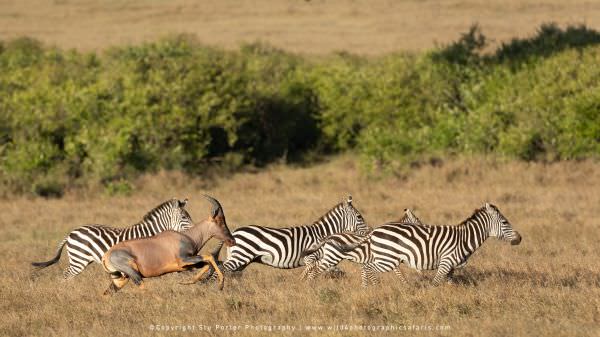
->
xmin=32 ymin=198 xmax=194 ymax=279
xmin=206 ymin=195 xmax=370 ymax=279
xmin=300 ymin=208 xmax=423 ymax=281
xmin=337 ymin=202 xmax=522 ymax=287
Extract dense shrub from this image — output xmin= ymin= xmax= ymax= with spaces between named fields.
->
xmin=1 ymin=25 xmax=599 ymax=195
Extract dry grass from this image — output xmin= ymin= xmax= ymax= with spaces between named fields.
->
xmin=1 ymin=156 xmax=599 ymax=336
xmin=1 ymin=0 xmax=599 ymax=55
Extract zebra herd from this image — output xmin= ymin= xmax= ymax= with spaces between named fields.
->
xmin=32 ymin=195 xmax=522 ymax=290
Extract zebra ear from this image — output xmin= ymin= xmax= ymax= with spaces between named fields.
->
xmin=347 ymin=195 xmax=353 ymax=205
xmin=484 ymin=202 xmax=492 ymax=210
xmin=179 ymin=199 xmax=188 ymax=208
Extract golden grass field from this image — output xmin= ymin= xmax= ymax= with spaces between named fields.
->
xmin=1 ymin=156 xmax=599 ymax=336
xmin=1 ymin=1 xmax=599 ymax=336
xmin=1 ymin=0 xmax=599 ymax=55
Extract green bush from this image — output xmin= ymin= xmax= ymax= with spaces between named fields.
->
xmin=358 ymin=25 xmax=600 ymax=169
xmin=0 ymin=25 xmax=599 ymax=195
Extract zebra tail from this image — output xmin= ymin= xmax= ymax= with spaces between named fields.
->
xmin=31 ymin=237 xmax=67 ymax=269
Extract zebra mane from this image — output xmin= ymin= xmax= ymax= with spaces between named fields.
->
xmin=140 ymin=198 xmax=180 ymax=223
xmin=311 ymin=201 xmax=345 ymax=226
xmin=457 ymin=206 xmax=488 ymax=227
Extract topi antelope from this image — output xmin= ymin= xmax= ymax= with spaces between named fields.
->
xmin=101 ymin=195 xmax=236 ymax=294
xmin=31 ymin=198 xmax=193 ymax=279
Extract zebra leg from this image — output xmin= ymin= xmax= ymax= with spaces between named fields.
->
xmin=302 ymin=261 xmax=319 ymax=281
xmin=446 ymin=269 xmax=456 ymax=285
xmin=360 ymin=264 xmax=380 ymax=288
xmin=308 ymin=265 xmax=323 ymax=281
xmin=432 ymin=261 xmax=454 ymax=286
xmin=301 ymin=251 xmax=324 ymax=280
xmin=107 ymin=249 xmax=144 ymax=287
xmin=393 ymin=267 xmax=408 ymax=284
xmin=324 ymin=266 xmax=345 ymax=278
xmin=306 ymin=262 xmax=328 ymax=281
xmin=63 ymin=248 xmax=94 ymax=280
xmin=63 ymin=264 xmax=90 ymax=280
xmin=300 ymin=264 xmax=313 ymax=280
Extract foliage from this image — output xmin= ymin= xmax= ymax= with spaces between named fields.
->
xmin=1 ymin=24 xmax=599 ymax=195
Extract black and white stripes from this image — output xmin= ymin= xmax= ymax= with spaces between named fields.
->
xmin=211 ymin=196 xmax=370 ymax=274
xmin=343 ymin=203 xmax=521 ymax=286
xmin=32 ymin=199 xmax=193 ymax=279
xmin=300 ymin=208 xmax=422 ymax=281
xmin=301 ymin=203 xmax=521 ymax=287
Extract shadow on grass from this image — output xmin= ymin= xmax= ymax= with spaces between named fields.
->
xmin=452 ymin=267 xmax=600 ymax=288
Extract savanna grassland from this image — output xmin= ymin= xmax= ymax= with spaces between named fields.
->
xmin=2 ymin=157 xmax=599 ymax=336
xmin=1 ymin=1 xmax=599 ymax=336
xmin=0 ymin=0 xmax=600 ymax=55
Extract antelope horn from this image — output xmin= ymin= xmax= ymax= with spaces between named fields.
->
xmin=202 ymin=194 xmax=222 ymax=217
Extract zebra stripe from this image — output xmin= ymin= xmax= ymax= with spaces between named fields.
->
xmin=211 ymin=196 xmax=370 ymax=275
xmin=32 ymin=198 xmax=193 ymax=279
xmin=301 ymin=208 xmax=422 ymax=281
xmin=340 ymin=202 xmax=521 ymax=286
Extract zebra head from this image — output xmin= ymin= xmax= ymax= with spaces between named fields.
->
xmin=165 ymin=198 xmax=194 ymax=232
xmin=483 ymin=202 xmax=521 ymax=245
xmin=398 ymin=208 xmax=423 ymax=225
xmin=339 ymin=195 xmax=370 ymax=235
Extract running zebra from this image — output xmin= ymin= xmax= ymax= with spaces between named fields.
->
xmin=32 ymin=198 xmax=193 ymax=279
xmin=300 ymin=208 xmax=423 ymax=281
xmin=207 ymin=196 xmax=370 ymax=278
xmin=339 ymin=203 xmax=522 ymax=287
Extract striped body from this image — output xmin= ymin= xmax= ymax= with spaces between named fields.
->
xmin=212 ymin=196 xmax=369 ymax=275
xmin=301 ymin=208 xmax=422 ymax=281
xmin=33 ymin=199 xmax=193 ymax=279
xmin=345 ymin=203 xmax=521 ymax=286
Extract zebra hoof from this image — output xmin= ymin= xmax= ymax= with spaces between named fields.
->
xmin=324 ymin=268 xmax=346 ymax=279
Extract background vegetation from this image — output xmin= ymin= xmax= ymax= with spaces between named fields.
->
xmin=1 ymin=24 xmax=599 ymax=195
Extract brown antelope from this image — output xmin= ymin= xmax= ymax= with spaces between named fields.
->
xmin=101 ymin=195 xmax=236 ymax=295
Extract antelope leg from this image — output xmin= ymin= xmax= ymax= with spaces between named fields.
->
xmin=180 ymin=265 xmax=210 ymax=285
xmin=199 ymin=254 xmax=225 ymax=290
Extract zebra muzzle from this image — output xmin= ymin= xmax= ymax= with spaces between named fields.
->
xmin=510 ymin=232 xmax=522 ymax=245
